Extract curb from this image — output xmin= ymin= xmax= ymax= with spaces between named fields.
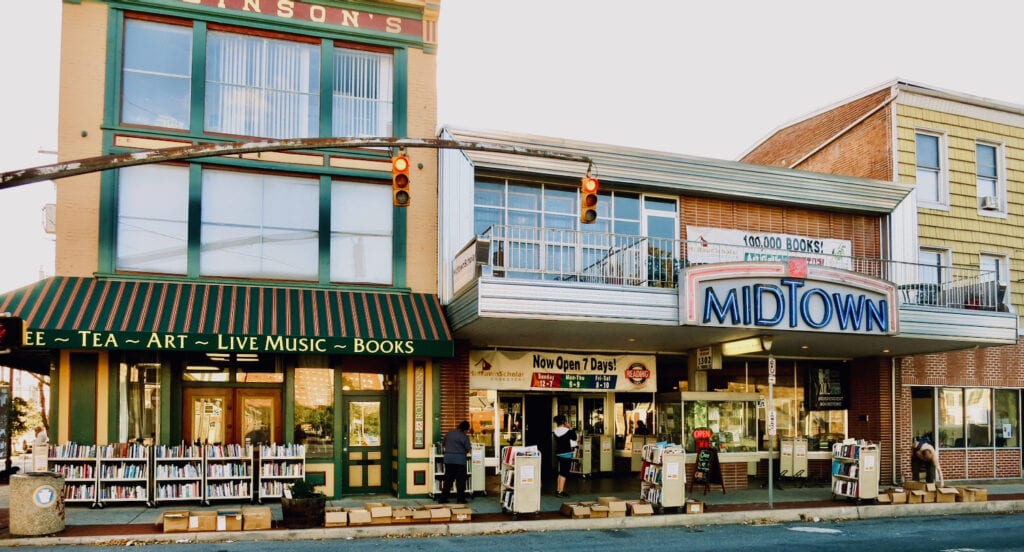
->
xmin=3 ymin=500 xmax=1022 ymax=547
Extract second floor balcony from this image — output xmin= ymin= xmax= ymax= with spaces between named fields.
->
xmin=447 ymin=225 xmax=1018 ymax=358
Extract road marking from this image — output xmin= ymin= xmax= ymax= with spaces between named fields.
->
xmin=788 ymin=527 xmax=843 ymax=534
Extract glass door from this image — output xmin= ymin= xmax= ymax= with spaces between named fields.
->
xmin=184 ymin=388 xmax=231 ymax=445
xmin=643 ymin=196 xmax=678 ymax=287
xmin=342 ymin=394 xmax=389 ymax=494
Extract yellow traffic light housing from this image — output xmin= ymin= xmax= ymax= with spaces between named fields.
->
xmin=579 ymin=176 xmax=599 ymax=224
xmin=392 ymin=155 xmax=411 ymax=206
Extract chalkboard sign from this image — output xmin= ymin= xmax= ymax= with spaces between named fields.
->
xmin=692 ymin=447 xmax=722 ymax=484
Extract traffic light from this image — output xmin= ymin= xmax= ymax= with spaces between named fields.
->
xmin=0 ymin=315 xmax=24 ymax=350
xmin=391 ymin=155 xmax=411 ymax=206
xmin=579 ymin=176 xmax=600 ymax=224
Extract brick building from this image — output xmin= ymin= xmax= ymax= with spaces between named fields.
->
xmin=743 ymin=79 xmax=1024 ymax=481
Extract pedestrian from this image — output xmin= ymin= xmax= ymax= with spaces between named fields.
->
xmin=911 ymin=435 xmax=944 ymax=486
xmin=33 ymin=425 xmax=48 ymax=448
xmin=553 ymin=414 xmax=577 ymax=498
xmin=439 ymin=420 xmax=472 ymax=504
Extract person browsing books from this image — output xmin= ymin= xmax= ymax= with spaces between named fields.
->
xmin=438 ymin=421 xmax=472 ymax=504
xmin=553 ymin=415 xmax=578 ymax=498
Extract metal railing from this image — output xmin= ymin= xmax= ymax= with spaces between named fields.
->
xmin=476 ymin=225 xmax=1006 ymax=312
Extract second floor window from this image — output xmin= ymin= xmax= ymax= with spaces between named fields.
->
xmin=120 ymin=17 xmax=394 ymax=139
xmin=976 ymin=143 xmax=1004 ymax=212
xmin=915 ymin=132 xmax=945 ymax=207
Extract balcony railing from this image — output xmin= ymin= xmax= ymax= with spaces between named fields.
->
xmin=476 ymin=225 xmax=1006 ymax=312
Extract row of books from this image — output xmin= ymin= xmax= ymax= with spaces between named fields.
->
xmin=833 ymin=479 xmax=859 ymax=496
xmin=260 ymin=444 xmax=305 ymax=457
xmin=48 ymin=443 xmax=98 ymax=459
xmin=62 ymin=484 xmax=97 ymax=501
xmin=832 ymin=462 xmax=859 ymax=478
xmin=99 ymin=463 xmax=147 ymax=480
xmin=641 ymin=443 xmax=683 ymax=464
xmin=155 ymin=463 xmax=201 ymax=479
xmin=640 ymin=482 xmax=663 ymax=504
xmin=260 ymin=461 xmax=304 ymax=477
xmin=153 ymin=444 xmax=202 ymax=458
xmin=501 ymin=445 xmax=540 ymax=466
xmin=99 ymin=442 xmax=148 ymax=459
xmin=206 ymin=444 xmax=253 ymax=458
xmin=501 ymin=468 xmax=516 ymax=488
xmin=207 ymin=463 xmax=250 ymax=478
xmin=500 ymin=489 xmax=516 ymax=510
xmin=99 ymin=484 xmax=148 ymax=500
xmin=206 ymin=481 xmax=251 ymax=498
xmin=50 ymin=463 xmax=94 ymax=480
xmin=259 ymin=480 xmax=289 ymax=496
xmin=155 ymin=482 xmax=202 ymax=499
xmin=640 ymin=462 xmax=664 ymax=485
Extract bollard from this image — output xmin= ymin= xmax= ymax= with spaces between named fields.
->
xmin=10 ymin=472 xmax=66 ymax=536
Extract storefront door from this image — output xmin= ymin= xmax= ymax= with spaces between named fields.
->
xmin=342 ymin=394 xmax=389 ymax=494
xmin=183 ymin=388 xmax=282 ymax=446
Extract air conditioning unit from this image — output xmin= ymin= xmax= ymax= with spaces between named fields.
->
xmin=980 ymin=196 xmax=1000 ymax=210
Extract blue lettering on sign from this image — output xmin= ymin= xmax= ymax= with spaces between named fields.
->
xmin=702 ymin=278 xmax=889 ymax=333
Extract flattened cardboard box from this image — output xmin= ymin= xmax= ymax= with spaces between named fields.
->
xmin=411 ymin=508 xmax=432 ymax=521
xmin=325 ymin=507 xmax=348 ymax=528
xmin=430 ymin=506 xmax=452 ymax=522
xmin=560 ymin=502 xmax=591 ymax=519
xmin=241 ymin=507 xmax=272 ymax=531
xmin=391 ymin=507 xmax=415 ymax=524
xmin=936 ymin=487 xmax=958 ymax=503
xmin=161 ymin=510 xmax=191 ymax=533
xmin=451 ymin=507 xmax=473 ymax=522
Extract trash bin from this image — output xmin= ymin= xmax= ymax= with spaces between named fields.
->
xmin=10 ymin=472 xmax=65 ymax=536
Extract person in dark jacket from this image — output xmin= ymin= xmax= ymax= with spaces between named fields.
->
xmin=553 ymin=414 xmax=578 ymax=498
xmin=439 ymin=420 xmax=472 ymax=504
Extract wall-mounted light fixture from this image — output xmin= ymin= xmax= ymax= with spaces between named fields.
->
xmin=721 ymin=335 xmax=773 ymax=356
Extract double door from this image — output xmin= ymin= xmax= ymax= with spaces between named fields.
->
xmin=184 ymin=388 xmax=282 ymax=446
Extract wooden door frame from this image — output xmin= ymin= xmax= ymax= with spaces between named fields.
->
xmin=183 ymin=387 xmax=283 ymax=445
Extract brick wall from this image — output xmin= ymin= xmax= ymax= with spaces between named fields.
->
xmin=439 ymin=340 xmax=471 ymax=433
xmin=847 ymin=357 xmax=895 ymax=485
xmin=681 ymin=197 xmax=882 ymax=259
xmin=741 ymin=87 xmax=893 ymax=178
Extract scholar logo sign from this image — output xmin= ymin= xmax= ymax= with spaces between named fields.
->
xmin=624 ymin=362 xmax=651 ymax=385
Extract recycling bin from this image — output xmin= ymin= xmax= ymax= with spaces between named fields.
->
xmin=10 ymin=472 xmax=65 ymax=536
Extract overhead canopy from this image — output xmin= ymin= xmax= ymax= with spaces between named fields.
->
xmin=0 ymin=277 xmax=453 ymax=358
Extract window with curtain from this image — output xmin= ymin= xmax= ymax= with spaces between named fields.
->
xmin=915 ymin=132 xmax=944 ymax=206
xmin=116 ymin=164 xmax=189 ymax=274
xmin=200 ymin=169 xmax=320 ymax=280
xmin=205 ymin=31 xmax=320 ymax=138
xmin=330 ymin=180 xmax=393 ymax=284
xmin=121 ymin=18 xmax=193 ymax=130
xmin=118 ymin=355 xmax=160 ymax=443
xmin=294 ymin=357 xmax=335 ymax=459
xmin=332 ymin=47 xmax=393 ymax=137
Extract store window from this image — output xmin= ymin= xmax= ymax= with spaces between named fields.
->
xmin=116 ymin=164 xmax=189 ymax=274
xmin=911 ymin=386 xmax=936 ymax=443
xmin=583 ymin=397 xmax=606 ymax=435
xmin=994 ymin=389 xmax=1019 ymax=448
xmin=965 ymin=388 xmax=992 ymax=447
xmin=498 ymin=395 xmax=523 ymax=448
xmin=915 ymin=131 xmax=947 ymax=207
xmin=330 ymin=180 xmax=393 ymax=284
xmin=121 ymin=18 xmax=192 ymax=130
xmin=119 ymin=15 xmax=395 ymax=140
xmin=468 ymin=390 xmax=496 ymax=457
xmin=293 ymin=358 xmax=334 ymax=459
xmin=182 ymin=353 xmax=280 ymax=383
xmin=938 ymin=388 xmax=965 ymax=447
xmin=340 ymin=372 xmax=385 ymax=391
xmin=615 ymin=393 xmax=653 ymax=450
xmin=118 ymin=355 xmax=161 ymax=443
xmin=201 ymin=169 xmax=319 ymax=280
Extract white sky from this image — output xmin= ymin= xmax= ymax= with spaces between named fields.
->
xmin=3 ymin=0 xmax=1024 ymax=293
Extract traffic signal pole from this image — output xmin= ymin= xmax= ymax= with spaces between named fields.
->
xmin=0 ymin=138 xmax=595 ymax=190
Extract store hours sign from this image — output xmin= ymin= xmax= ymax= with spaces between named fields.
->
xmin=469 ymin=350 xmax=657 ymax=392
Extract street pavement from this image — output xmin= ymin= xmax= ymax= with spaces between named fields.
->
xmin=1 ymin=467 xmax=1023 ymax=547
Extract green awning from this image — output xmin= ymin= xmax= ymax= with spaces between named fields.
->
xmin=0 ymin=277 xmax=453 ymax=357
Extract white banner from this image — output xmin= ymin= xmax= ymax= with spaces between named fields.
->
xmin=687 ymin=226 xmax=852 ymax=269
xmin=469 ymin=350 xmax=657 ymax=392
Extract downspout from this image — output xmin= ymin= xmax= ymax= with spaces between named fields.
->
xmin=891 ymin=356 xmax=898 ymax=484
xmin=788 ymin=90 xmax=899 ymax=169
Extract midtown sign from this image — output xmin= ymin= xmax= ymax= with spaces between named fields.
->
xmin=680 ymin=260 xmax=898 ymax=335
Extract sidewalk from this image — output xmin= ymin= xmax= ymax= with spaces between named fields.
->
xmin=1 ymin=476 xmax=1023 ymax=547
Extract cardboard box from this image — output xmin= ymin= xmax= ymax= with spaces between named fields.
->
xmin=411 ymin=508 xmax=432 ymax=522
xmin=902 ymin=481 xmax=927 ymax=491
xmin=217 ymin=511 xmax=243 ymax=532
xmin=936 ymin=487 xmax=958 ymax=503
xmin=347 ymin=509 xmax=372 ymax=526
xmin=187 ymin=511 xmax=218 ymax=532
xmin=161 ymin=510 xmax=191 ymax=533
xmin=560 ymin=502 xmax=591 ymax=519
xmin=597 ymin=497 xmax=627 ymax=517
xmin=451 ymin=507 xmax=473 ymax=522
xmin=365 ymin=503 xmax=393 ymax=519
xmin=922 ymin=490 xmax=937 ymax=503
xmin=429 ymin=506 xmax=452 ymax=523
xmin=241 ymin=507 xmax=272 ymax=531
xmin=968 ymin=487 xmax=988 ymax=502
xmin=908 ymin=490 xmax=926 ymax=504
xmin=685 ymin=500 xmax=705 ymax=514
xmin=627 ymin=501 xmax=654 ymax=516
xmin=587 ymin=504 xmax=610 ymax=518
xmin=325 ymin=507 xmax=348 ymax=528
xmin=391 ymin=507 xmax=415 ymax=524
xmin=888 ymin=489 xmax=908 ymax=504
xmin=876 ymin=493 xmax=892 ymax=504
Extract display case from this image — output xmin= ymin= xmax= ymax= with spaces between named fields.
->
xmin=676 ymin=392 xmax=761 ymax=453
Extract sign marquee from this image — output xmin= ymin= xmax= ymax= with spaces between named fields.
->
xmin=687 ymin=226 xmax=852 ymax=270
xmin=681 ymin=261 xmax=898 ymax=335
xmin=469 ymin=350 xmax=657 ymax=392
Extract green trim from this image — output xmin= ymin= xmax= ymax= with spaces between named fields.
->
xmin=107 ymin=355 xmax=119 ymax=442
xmin=48 ymin=353 xmax=60 ymax=442
xmin=103 ymin=10 xmax=125 ymax=130
xmin=160 ymin=357 xmax=173 ymax=444
xmin=284 ymin=363 xmax=295 ymax=452
xmin=431 ymin=359 xmax=441 ymax=448
xmin=391 ymin=47 xmax=409 ymax=288
xmin=97 ymin=164 xmax=118 ymax=274
xmin=69 ymin=353 xmax=98 ymax=444
xmin=395 ymin=363 xmax=407 ymax=497
xmin=319 ymin=38 xmax=334 ymax=139
xmin=186 ymin=164 xmax=202 ymax=278
xmin=318 ymin=176 xmax=331 ymax=284
xmin=333 ymin=368 xmax=343 ymax=497
xmin=189 ymin=21 xmax=207 ymax=133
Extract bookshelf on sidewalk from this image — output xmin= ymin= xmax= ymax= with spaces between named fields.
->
xmin=639 ymin=443 xmax=685 ymax=511
xmin=153 ymin=443 xmax=203 ymax=504
xmin=830 ymin=440 xmax=879 ymax=502
xmin=205 ymin=444 xmax=254 ymax=504
xmin=499 ymin=445 xmax=541 ymax=518
xmin=257 ymin=443 xmax=306 ymax=502
xmin=429 ymin=441 xmax=480 ymax=498
xmin=97 ymin=442 xmax=151 ymax=507
xmin=47 ymin=443 xmax=98 ymax=507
